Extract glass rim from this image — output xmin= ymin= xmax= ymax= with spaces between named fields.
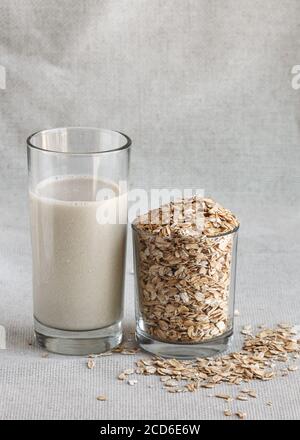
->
xmin=131 ymin=222 xmax=239 ymax=238
xmin=27 ymin=126 xmax=132 ymax=156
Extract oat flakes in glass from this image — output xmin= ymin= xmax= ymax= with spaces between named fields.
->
xmin=132 ymin=197 xmax=239 ymax=359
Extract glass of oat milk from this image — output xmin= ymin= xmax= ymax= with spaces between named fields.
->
xmin=27 ymin=127 xmax=131 ymax=355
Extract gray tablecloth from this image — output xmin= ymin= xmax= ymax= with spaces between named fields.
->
xmin=0 ymin=0 xmax=300 ymax=420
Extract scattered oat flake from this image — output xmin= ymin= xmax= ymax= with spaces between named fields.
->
xmin=240 ymin=389 xmax=256 ymax=398
xmin=241 ymin=325 xmax=252 ymax=335
xmin=224 ymin=409 xmax=232 ymax=416
xmin=266 ymin=401 xmax=272 ymax=406
xmin=236 ymin=395 xmax=248 ymax=401
xmin=166 ymin=387 xmax=178 ymax=393
xmin=145 ymin=366 xmax=157 ymax=374
xmin=121 ymin=350 xmax=140 ymax=355
xmin=234 ymin=309 xmax=240 ymax=316
xmin=128 ymin=380 xmax=138 ymax=386
xmin=288 ymin=365 xmax=298 ymax=371
xmin=186 ymin=383 xmax=197 ymax=392
xmin=160 ymin=376 xmax=172 ymax=382
xmin=279 ymin=323 xmax=292 ymax=329
xmin=88 ymin=351 xmax=113 ymax=358
xmin=118 ymin=373 xmax=127 ymax=380
xmin=87 ymin=359 xmax=95 ymax=369
xmin=113 ymin=344 xmax=140 ymax=355
xmin=215 ymin=393 xmax=232 ymax=401
xmin=165 ymin=379 xmax=179 ymax=387
xmin=201 ymin=383 xmax=216 ymax=389
xmin=96 ymin=395 xmax=107 ymax=401
xmin=236 ymin=411 xmax=247 ymax=419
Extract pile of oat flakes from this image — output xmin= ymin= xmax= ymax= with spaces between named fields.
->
xmin=132 ymin=197 xmax=239 ymax=343
xmin=89 ymin=323 xmax=300 ymax=419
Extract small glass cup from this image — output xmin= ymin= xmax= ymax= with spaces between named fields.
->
xmin=27 ymin=127 xmax=131 ymax=355
xmin=132 ymin=225 xmax=239 ymax=359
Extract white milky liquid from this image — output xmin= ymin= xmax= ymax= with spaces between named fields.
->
xmin=30 ymin=176 xmax=127 ymax=331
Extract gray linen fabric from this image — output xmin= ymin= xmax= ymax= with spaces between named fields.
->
xmin=0 ymin=0 xmax=300 ymax=420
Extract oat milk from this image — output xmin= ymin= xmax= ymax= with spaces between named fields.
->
xmin=30 ymin=175 xmax=127 ymax=331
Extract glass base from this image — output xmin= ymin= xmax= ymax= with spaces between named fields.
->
xmin=136 ymin=327 xmax=233 ymax=359
xmin=34 ymin=318 xmax=122 ymax=355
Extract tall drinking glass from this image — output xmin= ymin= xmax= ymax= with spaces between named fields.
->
xmin=27 ymin=127 xmax=131 ymax=355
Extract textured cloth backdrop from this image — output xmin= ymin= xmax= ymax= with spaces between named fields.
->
xmin=0 ymin=0 xmax=300 ymax=420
